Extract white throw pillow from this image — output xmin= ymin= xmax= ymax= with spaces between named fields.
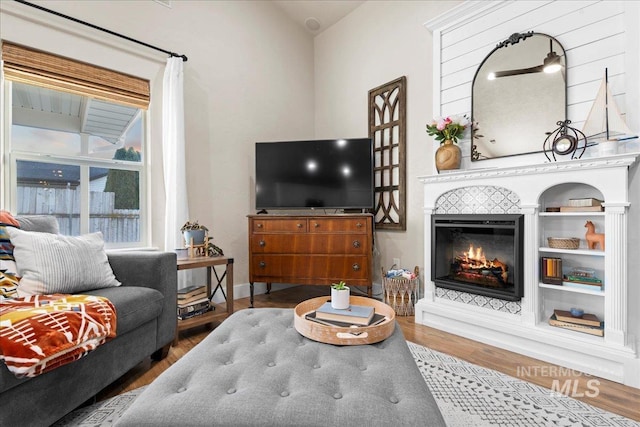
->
xmin=7 ymin=228 xmax=121 ymax=296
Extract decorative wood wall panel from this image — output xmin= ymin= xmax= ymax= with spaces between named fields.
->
xmin=368 ymin=76 xmax=406 ymax=230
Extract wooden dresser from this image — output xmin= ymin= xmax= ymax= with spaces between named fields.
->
xmin=248 ymin=214 xmax=373 ymax=307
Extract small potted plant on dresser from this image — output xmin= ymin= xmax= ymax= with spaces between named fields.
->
xmin=331 ymin=281 xmax=350 ymax=309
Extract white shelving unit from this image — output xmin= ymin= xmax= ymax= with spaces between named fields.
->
xmin=417 ymin=154 xmax=639 ymax=386
xmin=538 ymin=184 xmax=608 ymax=337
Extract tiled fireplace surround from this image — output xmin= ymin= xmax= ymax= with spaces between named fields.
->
xmin=416 ymin=154 xmax=639 ymax=387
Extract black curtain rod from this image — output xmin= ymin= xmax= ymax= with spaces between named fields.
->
xmin=14 ymin=0 xmax=188 ymax=61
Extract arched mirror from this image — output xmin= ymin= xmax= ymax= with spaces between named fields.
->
xmin=472 ymin=32 xmax=566 ymax=161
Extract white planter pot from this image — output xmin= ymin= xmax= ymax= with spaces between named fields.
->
xmin=331 ymin=287 xmax=350 ymax=309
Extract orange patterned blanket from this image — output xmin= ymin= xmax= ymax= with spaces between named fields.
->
xmin=0 ymin=294 xmax=117 ymax=378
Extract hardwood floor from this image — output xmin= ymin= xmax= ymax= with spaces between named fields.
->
xmin=98 ymin=286 xmax=640 ymax=421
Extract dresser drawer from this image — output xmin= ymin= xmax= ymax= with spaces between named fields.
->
xmin=251 ymin=255 xmax=370 ymax=283
xmin=247 ymin=214 xmax=373 ymax=295
xmin=308 ymin=217 xmax=369 ymax=233
xmin=250 ymin=234 xmax=369 ymax=254
xmin=251 ymin=218 xmax=307 ymax=233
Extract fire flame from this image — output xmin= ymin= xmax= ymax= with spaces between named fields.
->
xmin=464 ymin=244 xmax=487 ymax=266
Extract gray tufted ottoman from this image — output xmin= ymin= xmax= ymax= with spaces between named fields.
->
xmin=116 ymin=308 xmax=445 ymax=426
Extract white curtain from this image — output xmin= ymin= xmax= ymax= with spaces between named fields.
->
xmin=162 ymin=57 xmax=189 ymax=253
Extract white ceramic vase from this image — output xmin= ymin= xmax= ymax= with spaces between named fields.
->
xmin=331 ymin=287 xmax=350 ymax=310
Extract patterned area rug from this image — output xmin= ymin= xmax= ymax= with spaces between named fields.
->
xmin=407 ymin=342 xmax=638 ymax=427
xmin=54 ymin=342 xmax=638 ymax=427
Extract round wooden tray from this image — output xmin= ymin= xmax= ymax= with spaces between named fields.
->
xmin=294 ymin=296 xmax=395 ymax=345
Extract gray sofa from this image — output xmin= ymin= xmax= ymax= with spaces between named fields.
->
xmin=0 ymin=216 xmax=177 ymax=427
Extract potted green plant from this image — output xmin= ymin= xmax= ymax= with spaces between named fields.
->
xmin=206 ymin=236 xmax=224 ymax=257
xmin=331 ymin=281 xmax=350 ymax=310
xmin=181 ymin=220 xmax=208 ymax=246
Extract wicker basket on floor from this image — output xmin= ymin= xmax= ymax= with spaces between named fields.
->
xmin=382 ymin=266 xmax=420 ymax=316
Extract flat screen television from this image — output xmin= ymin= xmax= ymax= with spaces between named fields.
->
xmin=255 ymin=138 xmax=374 ymax=210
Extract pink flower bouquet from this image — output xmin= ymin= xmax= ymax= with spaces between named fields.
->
xmin=426 ymin=115 xmax=470 ymax=144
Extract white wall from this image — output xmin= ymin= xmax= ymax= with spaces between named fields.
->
xmin=0 ymin=0 xmax=316 ymax=288
xmin=314 ymin=1 xmax=460 ymax=284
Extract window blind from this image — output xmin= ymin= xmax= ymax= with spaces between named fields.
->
xmin=1 ymin=41 xmax=150 ymax=109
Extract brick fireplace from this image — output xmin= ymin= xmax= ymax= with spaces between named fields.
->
xmin=417 ymin=154 xmax=640 ymax=387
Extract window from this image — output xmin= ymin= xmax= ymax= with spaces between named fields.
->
xmin=1 ymin=42 xmax=150 ymax=248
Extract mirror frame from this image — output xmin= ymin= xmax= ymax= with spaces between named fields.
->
xmin=471 ymin=32 xmax=567 ymax=161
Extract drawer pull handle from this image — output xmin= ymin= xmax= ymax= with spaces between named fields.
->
xmin=259 ymin=261 xmax=266 ymax=268
xmin=352 ymin=263 xmax=360 ymax=271
xmin=356 ymin=222 xmax=363 ymax=228
xmin=259 ymin=240 xmax=266 ymax=247
xmin=352 ymin=240 xmax=361 ymax=248
xmin=314 ymin=222 xmax=319 ymax=228
xmin=297 ymin=223 xmax=303 ymax=228
xmin=256 ymin=223 xmax=263 ymax=229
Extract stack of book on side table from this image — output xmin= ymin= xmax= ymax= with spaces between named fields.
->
xmin=549 ymin=309 xmax=604 ymax=337
xmin=177 ymin=285 xmax=211 ymax=320
xmin=305 ymin=302 xmax=387 ymax=328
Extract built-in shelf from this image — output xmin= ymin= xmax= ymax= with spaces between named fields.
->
xmin=539 ymin=212 xmax=606 ymax=217
xmin=537 ymin=322 xmax=605 ymax=344
xmin=538 ymin=282 xmax=604 ymax=296
xmin=539 ymin=247 xmax=605 ymax=256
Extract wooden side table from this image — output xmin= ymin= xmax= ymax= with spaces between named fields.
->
xmin=174 ymin=256 xmax=234 ymax=345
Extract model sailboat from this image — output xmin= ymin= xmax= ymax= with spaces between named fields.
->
xmin=581 ymin=68 xmax=637 ymax=145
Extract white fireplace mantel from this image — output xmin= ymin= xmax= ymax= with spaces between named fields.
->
xmin=416 ymin=153 xmax=640 ymax=387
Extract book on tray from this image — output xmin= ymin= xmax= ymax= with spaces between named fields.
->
xmin=315 ymin=302 xmax=375 ymax=326
xmin=548 ymin=310 xmax=604 ymax=337
xmin=305 ymin=311 xmax=386 ymax=328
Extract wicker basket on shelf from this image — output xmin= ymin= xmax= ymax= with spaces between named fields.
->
xmin=547 ymin=237 xmax=580 ymax=249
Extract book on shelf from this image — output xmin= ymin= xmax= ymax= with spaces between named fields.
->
xmin=178 ymin=306 xmax=210 ymax=320
xmin=177 ymin=299 xmax=210 ymax=316
xmin=549 ymin=314 xmax=604 ymax=337
xmin=553 ymin=309 xmax=601 ymax=327
xmin=178 ymin=291 xmax=208 ymax=304
xmin=540 ymin=257 xmax=563 ymax=285
xmin=568 ymin=198 xmax=603 ymax=207
xmin=305 ymin=311 xmax=386 ymax=328
xmin=178 ymin=295 xmax=209 ymax=307
xmin=562 ymin=281 xmax=603 ymax=292
xmin=177 ymin=285 xmax=207 ymax=299
xmin=565 ymin=275 xmax=602 ymax=284
xmin=315 ymin=302 xmax=375 ymax=325
xmin=559 ymin=206 xmax=604 ymax=212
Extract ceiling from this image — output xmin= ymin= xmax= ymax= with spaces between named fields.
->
xmin=272 ymin=0 xmax=365 ymax=35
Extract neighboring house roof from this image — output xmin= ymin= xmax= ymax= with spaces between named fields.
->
xmin=12 ymin=82 xmax=139 ymax=145
xmin=17 ymin=161 xmax=108 ymax=186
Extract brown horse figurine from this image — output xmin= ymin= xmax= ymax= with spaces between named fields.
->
xmin=585 ymin=221 xmax=605 ymax=250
